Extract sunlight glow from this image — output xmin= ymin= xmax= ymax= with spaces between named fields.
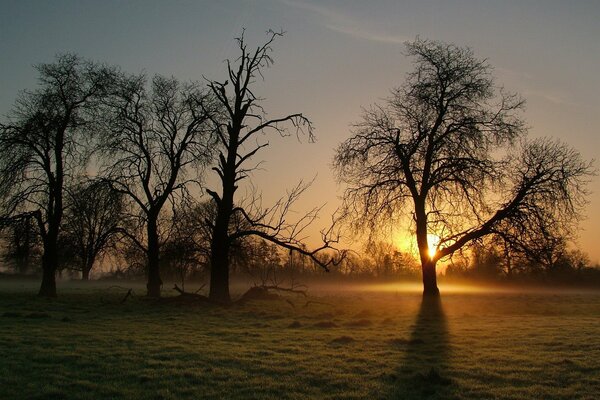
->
xmin=427 ymin=234 xmax=440 ymax=259
xmin=359 ymin=282 xmax=515 ymax=294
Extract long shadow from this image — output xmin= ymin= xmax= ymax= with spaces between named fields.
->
xmin=384 ymin=296 xmax=454 ymax=399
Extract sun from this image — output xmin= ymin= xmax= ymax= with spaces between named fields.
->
xmin=392 ymin=231 xmax=442 ymax=260
xmin=427 ymin=233 xmax=440 ymax=259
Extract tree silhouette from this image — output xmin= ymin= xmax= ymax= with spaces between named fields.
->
xmin=0 ymin=214 xmax=40 ymax=274
xmin=159 ymin=199 xmax=212 ymax=290
xmin=99 ymin=73 xmax=215 ymax=297
xmin=335 ymin=39 xmax=594 ymax=296
xmin=60 ymin=180 xmax=124 ymax=280
xmin=205 ymin=30 xmax=342 ymax=303
xmin=0 ymin=54 xmax=116 ymax=296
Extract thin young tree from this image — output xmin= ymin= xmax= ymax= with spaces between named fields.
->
xmin=205 ymin=30 xmax=342 ymax=303
xmin=99 ymin=73 xmax=215 ymax=297
xmin=0 ymin=54 xmax=116 ymax=296
xmin=334 ymin=39 xmax=594 ymax=296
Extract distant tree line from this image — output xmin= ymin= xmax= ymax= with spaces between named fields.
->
xmin=444 ymin=236 xmax=600 ymax=285
xmin=3 ymin=214 xmax=597 ymax=288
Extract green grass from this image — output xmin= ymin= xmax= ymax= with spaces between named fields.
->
xmin=1 ymin=280 xmax=599 ymax=399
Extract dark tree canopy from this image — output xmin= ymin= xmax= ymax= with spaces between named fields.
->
xmin=0 ymin=54 xmax=116 ymax=296
xmin=0 ymin=214 xmax=40 ymax=274
xmin=334 ymin=38 xmax=594 ymax=295
xmin=60 ymin=180 xmax=124 ymax=280
xmin=99 ymin=73 xmax=215 ymax=297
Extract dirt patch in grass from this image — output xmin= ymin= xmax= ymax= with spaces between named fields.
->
xmin=414 ymin=367 xmax=452 ymax=386
xmin=354 ymin=309 xmax=374 ymax=318
xmin=312 ymin=321 xmax=338 ymax=328
xmin=2 ymin=311 xmax=22 ymax=317
xmin=287 ymin=321 xmax=302 ymax=328
xmin=404 ymin=367 xmax=453 ymax=398
xmin=345 ymin=319 xmax=373 ymax=327
xmin=25 ymin=312 xmax=50 ymax=319
xmin=388 ymin=337 xmax=425 ymax=346
xmin=315 ymin=312 xmax=335 ymax=319
xmin=329 ymin=336 xmax=355 ymax=345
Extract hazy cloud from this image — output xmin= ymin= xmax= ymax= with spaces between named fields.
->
xmin=523 ymin=89 xmax=578 ymax=108
xmin=495 ymin=67 xmax=578 ymax=108
xmin=279 ymin=0 xmax=407 ymax=44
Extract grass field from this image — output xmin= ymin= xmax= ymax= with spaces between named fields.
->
xmin=0 ymin=280 xmax=599 ymax=399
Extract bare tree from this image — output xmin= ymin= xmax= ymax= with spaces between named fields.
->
xmin=61 ymin=180 xmax=124 ymax=280
xmin=0 ymin=213 xmax=40 ymax=274
xmin=0 ymin=54 xmax=116 ymax=296
xmin=205 ymin=30 xmax=343 ymax=303
xmin=160 ymin=200 xmax=211 ymax=291
xmin=99 ymin=73 xmax=215 ymax=297
xmin=334 ymin=39 xmax=594 ymax=296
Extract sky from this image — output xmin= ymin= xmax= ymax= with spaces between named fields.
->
xmin=1 ymin=0 xmax=599 ymax=262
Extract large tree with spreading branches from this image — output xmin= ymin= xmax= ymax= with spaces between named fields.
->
xmin=0 ymin=54 xmax=116 ymax=296
xmin=99 ymin=73 xmax=215 ymax=297
xmin=335 ymin=39 xmax=594 ymax=296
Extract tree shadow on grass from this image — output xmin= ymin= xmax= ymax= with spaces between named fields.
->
xmin=384 ymin=296 xmax=455 ymax=399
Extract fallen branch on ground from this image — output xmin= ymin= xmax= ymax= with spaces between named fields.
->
xmin=258 ymin=285 xmax=307 ymax=297
xmin=166 ymin=283 xmax=309 ymax=307
xmin=173 ymin=284 xmax=210 ymax=300
xmin=100 ymin=286 xmax=135 ymax=305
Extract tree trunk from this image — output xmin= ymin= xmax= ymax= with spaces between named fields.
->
xmin=146 ymin=217 xmax=162 ymax=297
xmin=208 ymin=126 xmax=238 ymax=304
xmin=209 ymin=242 xmax=230 ymax=304
xmin=209 ymin=218 xmax=231 ymax=303
xmin=38 ymin=244 xmax=57 ymax=297
xmin=81 ymin=248 xmax=95 ymax=280
xmin=422 ymin=260 xmax=440 ymax=297
xmin=39 ymin=118 xmax=65 ymax=297
xmin=414 ymin=198 xmax=440 ymax=297
xmin=208 ymin=180 xmax=234 ymax=303
xmin=82 ymin=264 xmax=91 ymax=280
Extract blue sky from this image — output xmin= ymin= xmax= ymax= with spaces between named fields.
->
xmin=1 ymin=0 xmax=599 ymax=261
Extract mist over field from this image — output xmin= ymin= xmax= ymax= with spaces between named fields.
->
xmin=1 ymin=279 xmax=599 ymax=399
